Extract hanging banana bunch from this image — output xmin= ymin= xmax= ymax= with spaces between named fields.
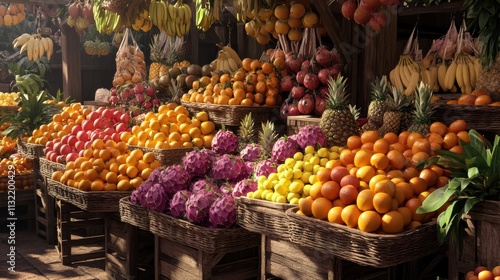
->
xmin=12 ymin=33 xmax=54 ymax=61
xmin=93 ymin=0 xmax=125 ymax=34
xmin=389 ymin=55 xmax=422 ymax=96
xmin=149 ymin=0 xmax=192 ymax=37
xmin=233 ymin=0 xmax=266 ymax=23
xmin=195 ymin=0 xmax=224 ymax=32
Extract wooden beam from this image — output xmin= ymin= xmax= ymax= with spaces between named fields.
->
xmin=60 ymin=23 xmax=81 ymax=102
xmin=398 ymin=1 xmax=464 ymax=16
xmin=189 ymin=1 xmax=199 ymax=64
xmin=310 ymin=0 xmax=349 ymax=64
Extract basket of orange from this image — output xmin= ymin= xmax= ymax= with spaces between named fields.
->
xmin=181 ymin=59 xmax=282 ymax=127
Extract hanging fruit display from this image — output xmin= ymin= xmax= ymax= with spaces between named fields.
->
xmin=0 ymin=2 xmax=26 ymax=27
xmin=149 ymin=0 xmax=192 ymax=37
xmin=83 ymin=39 xmax=111 ymax=56
xmin=12 ymin=33 xmax=54 ymax=61
xmin=66 ymin=0 xmax=94 ymax=33
xmin=194 ymin=0 xmax=222 ymax=32
xmin=340 ymin=0 xmax=401 ymax=31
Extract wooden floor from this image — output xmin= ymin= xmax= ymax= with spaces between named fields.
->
xmin=0 ymin=227 xmax=106 ymax=280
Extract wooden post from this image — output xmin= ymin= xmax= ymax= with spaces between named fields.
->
xmin=61 ymin=23 xmax=82 ymax=102
xmin=189 ymin=1 xmax=199 ymax=64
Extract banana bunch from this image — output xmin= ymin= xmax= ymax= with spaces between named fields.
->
xmin=131 ymin=10 xmax=153 ymax=32
xmin=437 ymin=54 xmax=480 ymax=94
xmin=195 ymin=0 xmax=223 ymax=32
xmin=210 ymin=46 xmax=242 ymax=73
xmin=12 ymin=33 xmax=54 ymax=61
xmin=149 ymin=0 xmax=192 ymax=38
xmin=14 ymin=74 xmax=45 ymax=94
xmin=389 ymin=55 xmax=422 ymax=96
xmin=93 ymin=0 xmax=125 ymax=34
xmin=233 ymin=0 xmax=266 ymax=22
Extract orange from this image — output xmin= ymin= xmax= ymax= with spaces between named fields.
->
xmin=427 ymin=132 xmax=444 ymax=145
xmin=90 ymin=180 xmax=104 ymax=191
xmin=405 ymin=197 xmax=425 ymax=222
xmin=368 ymin=174 xmax=388 ymax=191
xmin=449 ymin=145 xmax=463 ymax=154
xmin=411 ymin=138 xmax=431 ymax=154
xmin=78 ymin=180 xmax=91 ymax=191
xmin=409 ymin=177 xmax=428 ymax=195
xmin=396 ymin=182 xmax=414 ymax=201
xmin=475 ymin=94 xmax=492 ymax=105
xmin=478 ymin=270 xmax=495 ymax=280
xmin=458 ymin=94 xmax=476 ymax=105
xmin=383 ymin=132 xmax=399 ymax=144
xmin=339 ymin=185 xmax=358 ymax=205
xmin=411 ymin=152 xmax=430 ymax=167
xmin=370 ymin=153 xmax=389 ymax=170
xmin=332 ymin=199 xmax=346 ymax=207
xmin=373 ymin=138 xmax=390 ymax=154
xmin=360 ymin=131 xmax=380 ymax=144
xmin=117 ymin=180 xmax=132 ymax=191
xmin=471 ymin=89 xmax=488 ymax=97
xmin=309 ymin=181 xmax=324 ymax=200
xmin=381 ymin=211 xmax=404 ymax=233
xmin=327 ymin=206 xmax=344 ymax=224
xmin=387 ymin=169 xmax=405 ymax=179
xmin=448 ymin=119 xmax=467 ymax=133
xmin=403 ymin=167 xmax=419 ymax=182
xmin=320 ymin=180 xmax=340 ymax=200
xmin=339 ymin=149 xmax=355 ymax=166
xmin=397 ymin=207 xmax=413 ymax=226
xmin=387 ymin=150 xmax=406 ymax=170
xmin=316 ymin=168 xmax=332 ymax=184
xmin=356 ymin=189 xmax=375 ymax=211
xmin=406 ymin=132 xmax=424 ymax=148
xmin=356 ymin=166 xmax=376 ymax=183
xmin=442 ymin=132 xmax=458 ymax=150
xmin=418 ymin=191 xmax=432 ymax=204
xmin=298 ymin=197 xmax=314 ymax=216
xmin=354 ymin=149 xmax=373 ymax=167
xmin=373 ymin=192 xmax=392 ymax=214
xmin=430 ymin=122 xmax=448 ymax=136
xmin=457 ymin=131 xmax=470 ymax=145
xmin=373 ymin=179 xmax=396 ymax=197
xmin=341 ymin=205 xmax=362 ymax=228
xmin=390 ymin=142 xmax=406 ymax=153
xmin=357 ymin=211 xmax=381 ymax=233
xmin=360 ymin=142 xmax=374 ymax=151
xmin=492 ymin=266 xmax=500 ymax=277
xmin=311 ymin=197 xmax=333 ymax=220
xmin=419 ymin=169 xmax=438 ymax=187
xmin=347 ymin=135 xmax=362 ymax=150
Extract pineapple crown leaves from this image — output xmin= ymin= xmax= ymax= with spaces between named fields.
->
xmin=413 ymin=82 xmax=436 ymax=124
xmin=386 ymin=87 xmax=407 ymax=112
xmin=348 ymin=104 xmax=360 ymax=121
xmin=416 ymin=130 xmax=500 ymax=249
xmin=238 ymin=112 xmax=255 ymax=140
xmin=258 ymin=120 xmax=278 ymax=159
xmin=326 ymin=74 xmax=350 ymax=110
xmin=370 ymin=75 xmax=389 ymax=101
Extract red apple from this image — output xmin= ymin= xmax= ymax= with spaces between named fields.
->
xmin=48 ymin=152 xmax=58 ymax=162
xmin=103 ymin=135 xmax=112 ymax=142
xmin=67 ymin=135 xmax=78 ymax=147
xmin=84 ymin=141 xmax=92 ymax=149
xmin=93 ymin=118 xmax=105 ymax=129
xmin=113 ymin=110 xmax=122 ymax=122
xmin=115 ymin=123 xmax=127 ymax=133
xmin=102 ymin=108 xmax=114 ymax=120
xmin=45 ymin=151 xmax=54 ymax=160
xmin=134 ymin=84 xmax=145 ymax=94
xmin=61 ymin=135 xmax=70 ymax=144
xmin=81 ymin=120 xmax=94 ymax=131
xmin=46 ymin=140 xmax=54 ymax=150
xmin=59 ymin=144 xmax=71 ymax=155
xmin=76 ymin=130 xmax=88 ymax=142
xmin=53 ymin=142 xmax=62 ymax=154
xmin=90 ymin=131 xmax=101 ymax=141
xmin=75 ymin=140 xmax=85 ymax=151
xmin=104 ymin=127 xmax=116 ymax=135
xmin=145 ymin=87 xmax=155 ymax=97
xmin=87 ymin=111 xmax=99 ymax=121
xmin=66 ymin=153 xmax=78 ymax=163
xmin=112 ymin=132 xmax=121 ymax=142
xmin=71 ymin=125 xmax=82 ymax=135
xmin=120 ymin=113 xmax=130 ymax=124
xmin=56 ymin=155 xmax=65 ymax=163
xmin=78 ymin=149 xmax=85 ymax=157
xmin=96 ymin=107 xmax=105 ymax=114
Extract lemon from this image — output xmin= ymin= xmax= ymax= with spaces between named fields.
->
xmin=271 ymin=192 xmax=280 ymax=202
xmin=329 ymin=152 xmax=340 ymax=160
xmin=287 ymin=192 xmax=300 ymax=202
xmin=289 ymin=180 xmax=304 ymax=193
xmin=246 ymin=191 xmax=254 ymax=198
xmin=252 ymin=190 xmax=263 ymax=199
xmin=261 ymin=189 xmax=272 ymax=200
xmin=304 ymin=145 xmax=315 ymax=155
xmin=265 ymin=192 xmax=274 ymax=201
xmin=263 ymin=180 xmax=273 ymax=190
xmin=330 ymin=146 xmax=340 ymax=153
xmin=277 ymin=164 xmax=285 ymax=173
xmin=257 ymin=175 xmax=267 ymax=185
xmin=300 ymin=171 xmax=312 ymax=184
xmin=313 ymin=165 xmax=321 ymax=175
xmin=289 ymin=197 xmax=300 ymax=205
xmin=317 ymin=147 xmax=330 ymax=158
xmin=293 ymin=161 xmax=304 ymax=171
xmin=268 ymin=173 xmax=278 ymax=182
xmin=276 ymin=195 xmax=287 ymax=203
xmin=309 ymin=174 xmax=318 ymax=184
xmin=283 ymin=169 xmax=294 ymax=180
xmin=293 ymin=152 xmax=304 ymax=161
xmin=284 ymin=158 xmax=295 ymax=168
xmin=320 ymin=158 xmax=329 ymax=167
xmin=303 ymin=162 xmax=313 ymax=172
xmin=293 ymin=169 xmax=302 ymax=179
xmin=277 ymin=178 xmax=291 ymax=189
xmin=303 ymin=184 xmax=311 ymax=196
xmin=309 ymin=156 xmax=320 ymax=166
xmin=303 ymin=153 xmax=313 ymax=163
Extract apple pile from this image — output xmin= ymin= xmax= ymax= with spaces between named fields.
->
xmin=341 ymin=0 xmax=401 ymax=31
xmin=109 ymin=83 xmax=161 ymax=117
xmin=44 ymin=107 xmax=131 ymax=164
xmin=277 ymin=46 xmax=343 ymax=119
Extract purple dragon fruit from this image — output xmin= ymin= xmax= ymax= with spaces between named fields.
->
xmin=148 ymin=167 xmax=164 ymax=184
xmin=209 ymin=195 xmax=237 ymax=228
xmin=219 ymin=181 xmax=235 ymax=195
xmin=185 ymin=189 xmax=218 ymax=225
xmin=143 ymin=183 xmax=168 ymax=212
xmin=211 ymin=155 xmax=249 ymax=182
xmin=296 ymin=125 xmax=327 ymax=150
xmin=170 ymin=190 xmax=192 ymax=218
xmin=136 ymin=181 xmax=153 ymax=206
xmin=240 ymin=143 xmax=261 ymax=162
xmin=232 ymin=179 xmax=258 ymax=197
xmin=182 ymin=150 xmax=214 ymax=177
xmin=211 ymin=129 xmax=239 ymax=155
xmin=159 ymin=165 xmax=191 ymax=196
xmin=245 ymin=161 xmax=254 ymax=176
xmin=254 ymin=160 xmax=277 ymax=178
xmin=190 ymin=178 xmax=219 ymax=194
xmin=130 ymin=188 xmax=141 ymax=205
xmin=271 ymin=137 xmax=299 ymax=163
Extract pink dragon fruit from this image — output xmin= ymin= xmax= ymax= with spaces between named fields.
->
xmin=143 ymin=183 xmax=168 ymax=212
xmin=271 ymin=137 xmax=299 ymax=163
xmin=240 ymin=143 xmax=261 ymax=162
xmin=136 ymin=181 xmax=153 ymax=206
xmin=233 ymin=179 xmax=258 ymax=197
xmin=209 ymin=195 xmax=237 ymax=228
xmin=245 ymin=161 xmax=254 ymax=175
xmin=219 ymin=181 xmax=235 ymax=195
xmin=254 ymin=160 xmax=277 ymax=178
xmin=190 ymin=178 xmax=219 ymax=194
xmin=159 ymin=165 xmax=191 ymax=196
xmin=182 ymin=149 xmax=214 ymax=177
xmin=185 ymin=189 xmax=218 ymax=225
xmin=296 ymin=125 xmax=327 ymax=149
xmin=147 ymin=167 xmax=164 ymax=184
xmin=170 ymin=190 xmax=191 ymax=218
xmin=211 ymin=155 xmax=249 ymax=182
xmin=211 ymin=129 xmax=239 ymax=155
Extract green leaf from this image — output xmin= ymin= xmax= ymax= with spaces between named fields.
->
xmin=447 ymin=179 xmax=461 ymax=191
xmin=460 ymin=178 xmax=472 ymax=192
xmin=417 ymin=187 xmax=455 ymax=214
xmin=464 ymin=197 xmax=482 ymax=214
xmin=479 ymin=14 xmax=489 ymax=30
xmin=468 ymin=167 xmax=480 ymax=179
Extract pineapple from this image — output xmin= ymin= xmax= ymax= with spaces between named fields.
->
xmin=349 ymin=104 xmax=362 ymax=135
xmin=237 ymin=113 xmax=256 ymax=151
xmin=258 ymin=121 xmax=278 ymax=159
xmin=148 ymin=34 xmax=163 ymax=81
xmin=399 ymin=94 xmax=414 ymax=132
xmin=367 ymin=76 xmax=389 ymax=126
xmin=407 ymin=82 xmax=435 ymax=135
xmin=378 ymin=87 xmax=408 ymax=136
xmin=320 ymin=75 xmax=360 ymax=147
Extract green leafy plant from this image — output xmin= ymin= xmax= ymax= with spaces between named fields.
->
xmin=417 ymin=130 xmax=500 ymax=252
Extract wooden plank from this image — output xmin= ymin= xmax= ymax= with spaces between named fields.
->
xmin=188 ymin=1 xmax=199 ymax=64
xmin=159 ymin=238 xmax=200 ymax=268
xmin=61 ymin=23 xmax=82 ymax=102
xmin=398 ymin=1 xmax=464 ymax=16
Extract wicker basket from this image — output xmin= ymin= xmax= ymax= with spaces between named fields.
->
xmin=46 ymin=179 xmax=130 ymax=212
xmin=39 ymin=157 xmax=65 ymax=179
xmin=128 ymin=145 xmax=192 ymax=166
xmin=236 ymin=197 xmax=294 ymax=239
xmin=119 ymin=196 xmax=149 ymax=231
xmin=16 ymin=140 xmax=44 ymax=160
xmin=432 ymin=104 xmax=500 ymax=133
xmin=285 ymin=207 xmax=439 ymax=268
xmin=149 ymin=210 xmax=260 ymax=254
xmin=181 ymin=101 xmax=280 ymax=126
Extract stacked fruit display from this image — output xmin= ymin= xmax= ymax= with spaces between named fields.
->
xmin=0 ymin=155 xmax=34 ymax=191
xmin=0 ymin=92 xmax=19 ymax=106
xmin=83 ymin=39 xmax=111 ymax=57
xmin=66 ymin=0 xmax=94 ymax=34
xmin=112 ymin=29 xmax=147 ymax=87
xmin=279 ymin=46 xmax=343 ymax=117
xmin=121 ymin=104 xmax=215 ymax=149
xmin=443 ymin=89 xmax=500 ymax=106
xmin=51 ymin=140 xmax=161 ymax=192
xmin=0 ymin=135 xmax=16 ymax=157
xmin=0 ymin=3 xmax=25 ymax=27
xmin=340 ymin=0 xmax=398 ymax=30
xmin=182 ymin=58 xmax=282 ymax=106
xmin=109 ymin=83 xmax=161 ymax=116
xmin=465 ymin=265 xmax=500 ymax=280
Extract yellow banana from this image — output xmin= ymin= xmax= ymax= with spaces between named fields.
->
xmin=46 ymin=37 xmax=53 ymax=60
xmin=168 ymin=3 xmax=175 ymax=20
xmin=429 ymin=66 xmax=439 ymax=92
xmin=404 ymin=71 xmax=420 ymax=96
xmin=445 ymin=60 xmax=457 ymax=90
xmin=421 ymin=69 xmax=431 ymax=87
xmin=455 ymin=59 xmax=464 ymax=91
xmin=462 ymin=57 xmax=471 ymax=94
xmin=467 ymin=58 xmax=476 ymax=88
xmin=19 ymin=36 xmax=32 ymax=54
xmin=450 ymin=85 xmax=457 ymax=93
xmin=473 ymin=57 xmax=481 ymax=84
xmin=13 ymin=33 xmax=31 ymax=48
xmin=26 ymin=37 xmax=35 ymax=61
xmin=32 ymin=38 xmax=39 ymax=61
xmin=38 ymin=38 xmax=45 ymax=58
xmin=40 ymin=37 xmax=49 ymax=52
xmin=226 ymin=56 xmax=238 ymax=72
xmin=438 ymin=63 xmax=448 ymax=92
xmin=222 ymin=45 xmax=242 ymax=67
xmin=184 ymin=4 xmax=192 ymax=24
xmin=399 ymin=64 xmax=411 ymax=88
xmin=392 ymin=65 xmax=404 ymax=91
xmin=149 ymin=0 xmax=157 ymax=25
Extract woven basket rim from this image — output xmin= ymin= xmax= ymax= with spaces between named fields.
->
xmin=286 ymin=207 xmax=436 ymax=239
xmin=127 ymin=145 xmax=193 ymax=152
xmin=119 ymin=196 xmax=149 ymax=230
xmin=150 ymin=210 xmax=244 ymax=234
xmin=181 ymin=101 xmax=280 ymax=110
xmin=436 ymin=103 xmax=500 ymax=110
xmin=236 ymin=196 xmax=296 ymax=211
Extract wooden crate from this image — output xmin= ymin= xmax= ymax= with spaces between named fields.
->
xmin=155 ymin=235 xmax=259 ymax=280
xmin=105 ymin=214 xmax=154 ymax=280
xmin=56 ymin=199 xmax=106 ymax=265
xmin=448 ymin=200 xmax=500 ymax=280
xmin=34 ymin=158 xmax=57 ymax=245
xmin=261 ymin=235 xmax=388 ymax=280
xmin=286 ymin=115 xmax=321 ymax=136
xmin=0 ymin=188 xmax=35 ymax=231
